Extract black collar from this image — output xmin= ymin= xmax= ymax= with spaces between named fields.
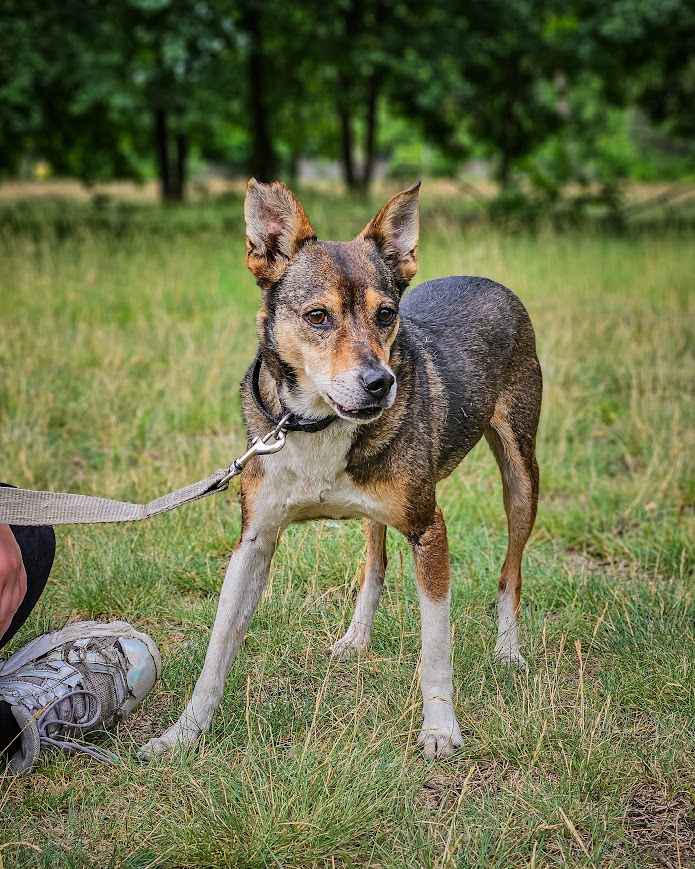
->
xmin=251 ymin=355 xmax=338 ymax=434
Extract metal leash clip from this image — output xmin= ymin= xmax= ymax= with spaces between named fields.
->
xmin=215 ymin=412 xmax=292 ymax=490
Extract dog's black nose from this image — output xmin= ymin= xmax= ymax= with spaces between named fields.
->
xmin=360 ymin=368 xmax=395 ymax=400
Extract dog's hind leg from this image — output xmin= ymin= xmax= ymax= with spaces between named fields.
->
xmin=485 ymin=366 xmax=541 ymax=670
xmin=139 ymin=518 xmax=280 ymax=758
xmin=330 ymin=521 xmax=386 ymax=659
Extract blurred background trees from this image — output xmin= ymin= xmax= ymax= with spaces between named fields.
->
xmin=1 ymin=0 xmax=693 ymax=202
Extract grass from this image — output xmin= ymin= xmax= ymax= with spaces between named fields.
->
xmin=0 ymin=192 xmax=694 ymax=867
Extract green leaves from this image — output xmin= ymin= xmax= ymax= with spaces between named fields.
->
xmin=2 ymin=0 xmax=692 ymax=196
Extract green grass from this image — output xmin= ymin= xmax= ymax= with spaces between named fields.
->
xmin=1 ymin=195 xmax=694 ymax=867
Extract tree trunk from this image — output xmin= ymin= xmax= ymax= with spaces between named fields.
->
xmin=246 ymin=11 xmax=276 ymax=181
xmin=154 ymin=107 xmax=173 ymax=202
xmin=498 ymin=151 xmax=512 ymax=189
xmin=337 ymin=0 xmax=362 ymax=192
xmin=498 ymin=103 xmax=515 ymax=190
xmin=359 ymin=70 xmax=380 ymax=191
xmin=338 ymin=96 xmax=357 ymax=190
xmin=172 ymin=131 xmax=188 ymax=202
xmin=287 ymin=146 xmax=300 ymax=185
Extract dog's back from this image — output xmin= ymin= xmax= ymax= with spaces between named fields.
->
xmin=398 ymin=276 xmax=540 ymax=478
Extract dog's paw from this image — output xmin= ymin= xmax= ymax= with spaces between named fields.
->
xmin=418 ymin=704 xmax=463 ymax=760
xmin=494 ymin=641 xmax=528 ymax=671
xmin=330 ymin=623 xmax=370 ymax=660
xmin=137 ymin=719 xmax=201 ymax=760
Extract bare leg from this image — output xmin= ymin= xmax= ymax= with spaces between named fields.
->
xmin=485 ymin=386 xmax=540 ymax=670
xmin=139 ymin=522 xmax=279 ymax=757
xmin=411 ymin=508 xmax=463 ymax=759
xmin=331 ymin=521 xmax=386 ymax=658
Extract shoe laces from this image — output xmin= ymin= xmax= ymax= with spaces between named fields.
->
xmin=4 ymin=638 xmax=123 ymax=766
xmin=35 ymin=688 xmax=120 ymax=766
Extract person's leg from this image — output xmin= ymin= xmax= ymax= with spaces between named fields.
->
xmin=0 ymin=520 xmax=56 ymax=755
xmin=0 ymin=524 xmax=56 ymax=651
xmin=0 ymin=490 xmax=160 ymax=775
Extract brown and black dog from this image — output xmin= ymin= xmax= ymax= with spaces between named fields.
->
xmin=140 ymin=180 xmax=541 ymax=760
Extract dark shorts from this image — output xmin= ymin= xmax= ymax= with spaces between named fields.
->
xmin=1 ymin=484 xmax=55 ymax=753
xmin=0 ymin=484 xmax=55 ymax=650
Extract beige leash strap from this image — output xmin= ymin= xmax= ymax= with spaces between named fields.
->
xmin=0 ymin=470 xmax=231 ymax=526
xmin=0 ymin=414 xmax=291 ymax=527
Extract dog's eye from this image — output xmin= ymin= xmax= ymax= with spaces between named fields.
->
xmin=376 ymin=306 xmax=397 ymax=327
xmin=305 ymin=309 xmax=329 ymax=327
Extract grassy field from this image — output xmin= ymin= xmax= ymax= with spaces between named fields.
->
xmin=1 ymin=192 xmax=693 ymax=867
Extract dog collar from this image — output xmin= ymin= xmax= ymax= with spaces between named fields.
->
xmin=250 ymin=355 xmax=338 ymax=434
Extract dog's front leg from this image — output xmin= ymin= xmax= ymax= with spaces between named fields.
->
xmin=139 ymin=522 xmax=278 ymax=758
xmin=410 ymin=507 xmax=463 ymax=759
xmin=331 ymin=521 xmax=386 ymax=658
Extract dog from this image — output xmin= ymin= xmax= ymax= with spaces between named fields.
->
xmin=140 ymin=179 xmax=541 ymax=760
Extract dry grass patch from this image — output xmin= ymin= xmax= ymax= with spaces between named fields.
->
xmin=625 ymin=784 xmax=695 ymax=868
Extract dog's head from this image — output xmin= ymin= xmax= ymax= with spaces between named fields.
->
xmin=244 ymin=179 xmax=420 ymax=423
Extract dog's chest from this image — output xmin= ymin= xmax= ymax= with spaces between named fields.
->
xmin=256 ymin=425 xmax=382 ymax=524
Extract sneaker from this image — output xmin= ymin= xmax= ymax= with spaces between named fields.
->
xmin=0 ymin=620 xmax=160 ymax=775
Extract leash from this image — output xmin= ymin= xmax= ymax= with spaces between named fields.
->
xmin=1 ymin=357 xmax=339 ymax=528
xmin=0 ymin=415 xmax=291 ymax=527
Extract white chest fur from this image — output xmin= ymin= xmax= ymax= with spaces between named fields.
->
xmin=253 ymin=422 xmax=385 ymax=528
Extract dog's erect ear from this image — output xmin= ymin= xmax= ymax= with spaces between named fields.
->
xmin=244 ymin=179 xmax=316 ymax=289
xmin=359 ymin=182 xmax=420 ymax=289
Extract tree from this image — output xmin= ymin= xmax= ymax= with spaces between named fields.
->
xmin=112 ymin=0 xmax=239 ymax=201
xmin=378 ymin=0 xmax=581 ymax=189
xmin=330 ymin=0 xmax=386 ymax=191
xmin=574 ymin=0 xmax=695 ymax=141
xmin=2 ymin=0 xmax=692 ymax=199
xmin=295 ymin=0 xmax=407 ymax=192
xmin=0 ymin=0 xmax=241 ymax=201
xmin=0 ymin=0 xmax=146 ymax=181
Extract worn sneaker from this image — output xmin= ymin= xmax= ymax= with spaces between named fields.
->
xmin=0 ymin=620 xmax=160 ymax=775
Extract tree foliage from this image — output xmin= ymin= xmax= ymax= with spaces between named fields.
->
xmin=1 ymin=0 xmax=692 ymax=199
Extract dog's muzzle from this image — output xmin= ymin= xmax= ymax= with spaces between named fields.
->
xmin=327 ymin=365 xmax=397 ymax=422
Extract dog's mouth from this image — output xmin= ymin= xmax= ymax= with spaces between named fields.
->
xmin=329 ymin=400 xmax=384 ymax=422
